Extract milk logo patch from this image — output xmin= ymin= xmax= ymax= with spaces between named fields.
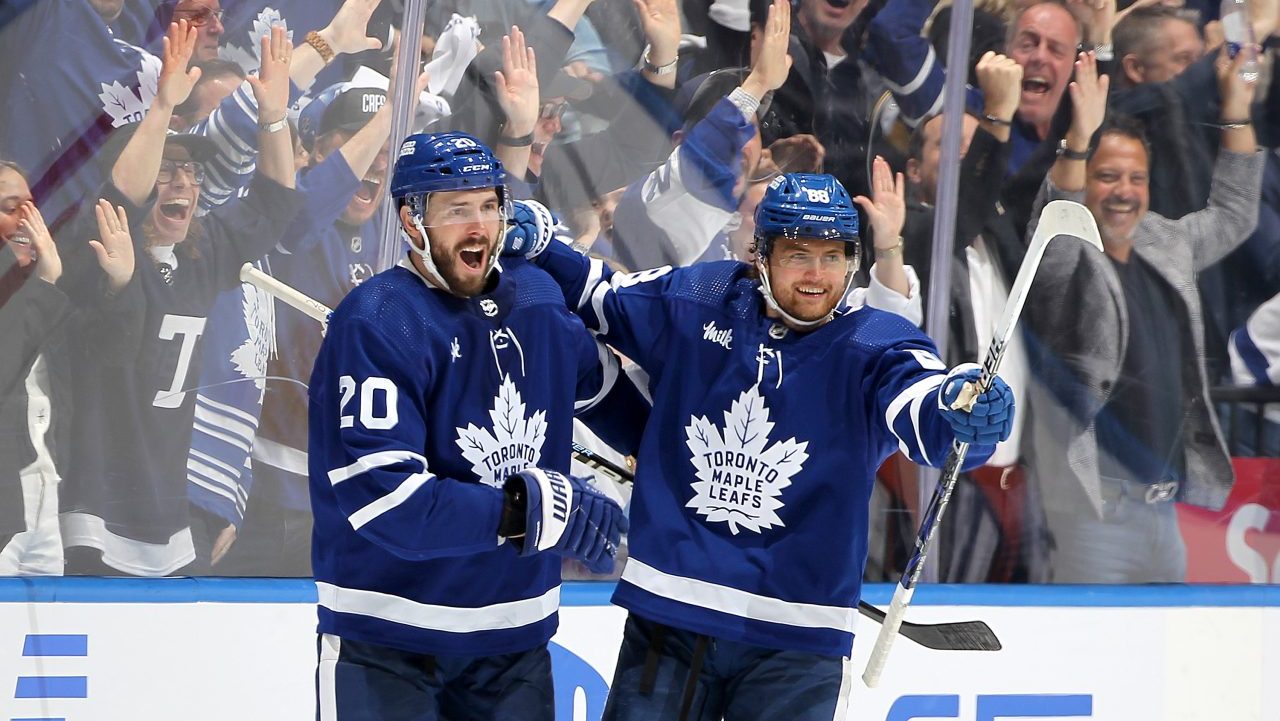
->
xmin=456 ymin=374 xmax=547 ymax=487
xmin=685 ymin=386 xmax=808 ymax=534
xmin=702 ymin=321 xmax=732 ymax=349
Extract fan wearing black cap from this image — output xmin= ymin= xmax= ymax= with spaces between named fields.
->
xmin=222 ymin=63 xmax=431 ymax=576
xmin=56 ymin=22 xmax=303 ymax=577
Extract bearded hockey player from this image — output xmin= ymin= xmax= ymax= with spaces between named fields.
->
xmin=504 ymin=170 xmax=1015 ymax=721
xmin=308 ymin=131 xmax=642 ymax=720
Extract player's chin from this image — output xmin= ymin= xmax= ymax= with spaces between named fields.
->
xmin=442 ymin=261 xmax=490 ymax=298
xmin=784 ymin=290 xmax=837 ymax=320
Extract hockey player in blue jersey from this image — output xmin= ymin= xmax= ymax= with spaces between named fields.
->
xmin=504 ymin=168 xmax=1016 ymax=720
xmin=308 ymin=131 xmax=643 ymax=720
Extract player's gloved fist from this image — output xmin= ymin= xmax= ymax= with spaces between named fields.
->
xmin=938 ymin=363 xmax=1015 ymax=446
xmin=503 ymin=468 xmax=628 ymax=574
xmin=503 ymin=199 xmax=556 ymax=258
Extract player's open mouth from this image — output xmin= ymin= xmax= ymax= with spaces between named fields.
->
xmin=159 ymin=198 xmax=192 ymax=221
xmin=459 ymin=244 xmax=487 ymax=271
xmin=797 ymin=286 xmax=827 ymax=297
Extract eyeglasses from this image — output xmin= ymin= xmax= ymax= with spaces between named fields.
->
xmin=174 ymin=6 xmax=224 ymax=26
xmin=157 ymin=160 xmax=206 ymax=186
xmin=774 ymin=251 xmax=850 ymax=271
xmin=424 ymin=205 xmax=503 ymax=227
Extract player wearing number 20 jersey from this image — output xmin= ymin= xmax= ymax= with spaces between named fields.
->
xmin=307 ymin=132 xmax=643 ymax=721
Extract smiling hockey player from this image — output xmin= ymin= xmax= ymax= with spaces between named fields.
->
xmin=504 ymin=167 xmax=1016 ymax=720
xmin=308 ymin=131 xmax=643 ymax=720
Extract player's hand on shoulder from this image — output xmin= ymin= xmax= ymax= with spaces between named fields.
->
xmin=503 ymin=199 xmax=556 ymax=258
xmin=502 ymin=467 xmax=628 ymax=574
xmin=937 ymin=363 xmax=1015 ymax=446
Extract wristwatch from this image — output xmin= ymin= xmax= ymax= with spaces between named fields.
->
xmin=260 ymin=116 xmax=289 ymax=134
xmin=642 ymin=47 xmax=678 ymax=76
xmin=1057 ymin=138 xmax=1089 ymax=161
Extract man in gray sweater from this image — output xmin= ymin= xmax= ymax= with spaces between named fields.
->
xmin=1025 ymin=48 xmax=1263 ymax=582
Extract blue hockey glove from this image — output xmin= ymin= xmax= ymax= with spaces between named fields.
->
xmin=938 ymin=363 xmax=1015 ymax=446
xmin=503 ymin=468 xmax=628 ymax=574
xmin=503 ymin=199 xmax=556 ymax=258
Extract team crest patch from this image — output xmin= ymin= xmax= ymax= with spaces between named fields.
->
xmin=685 ymin=386 xmax=808 ymax=534
xmin=455 ymin=374 xmax=547 ymax=487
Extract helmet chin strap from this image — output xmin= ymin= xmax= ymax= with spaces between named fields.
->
xmin=407 ymin=193 xmax=505 ymax=297
xmin=754 ymin=255 xmax=857 ymax=331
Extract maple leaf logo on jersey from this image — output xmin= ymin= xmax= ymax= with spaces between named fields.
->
xmin=229 ymin=283 xmax=273 ymax=395
xmin=220 ymin=7 xmax=290 ymax=74
xmin=455 ymin=374 xmax=548 ymax=488
xmin=98 ymin=53 xmax=161 ymax=128
xmin=685 ymin=386 xmax=808 ymax=535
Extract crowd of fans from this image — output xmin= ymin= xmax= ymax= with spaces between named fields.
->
xmin=1 ymin=0 xmax=1278 ymax=584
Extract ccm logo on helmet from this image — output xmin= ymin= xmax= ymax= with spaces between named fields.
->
xmin=460 ymin=164 xmax=493 ymax=173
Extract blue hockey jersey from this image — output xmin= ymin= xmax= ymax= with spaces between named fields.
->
xmin=0 ymin=0 xmax=160 ymax=227
xmin=309 ymin=257 xmax=642 ymax=656
xmin=533 ymin=239 xmax=994 ymax=657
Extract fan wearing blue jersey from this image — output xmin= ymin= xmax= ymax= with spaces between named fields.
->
xmin=505 ymin=168 xmax=1015 ymax=721
xmin=309 ymin=131 xmax=640 ymax=721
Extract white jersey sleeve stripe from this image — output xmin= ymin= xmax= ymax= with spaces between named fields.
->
xmin=575 ymin=342 xmax=620 ymax=412
xmin=590 ymin=280 xmax=612 ymax=337
xmin=884 ymin=373 xmax=944 ymax=433
xmin=197 ymin=393 xmax=260 ymax=426
xmin=328 ymin=449 xmax=430 ymax=485
xmin=883 ymin=44 xmax=936 ymax=96
xmin=315 ymin=581 xmax=560 ymax=633
xmin=621 ymin=558 xmax=858 ymax=633
xmin=909 ymin=391 xmax=933 ymax=467
xmin=579 ymin=257 xmax=605 ymax=312
xmin=348 ymin=471 xmax=435 ymax=530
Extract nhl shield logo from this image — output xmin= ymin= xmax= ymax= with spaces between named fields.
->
xmin=480 ymin=299 xmax=499 ymax=317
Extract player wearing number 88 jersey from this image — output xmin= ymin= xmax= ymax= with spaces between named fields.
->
xmin=503 ymin=170 xmax=1015 ymax=721
xmin=309 ymin=131 xmax=645 ymax=720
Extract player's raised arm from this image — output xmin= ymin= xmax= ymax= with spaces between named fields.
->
xmin=503 ymin=198 xmax=678 ymax=374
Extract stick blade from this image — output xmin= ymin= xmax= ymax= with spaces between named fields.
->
xmin=898 ymin=618 xmax=1002 ymax=651
xmin=1035 ymin=199 xmax=1103 ymax=252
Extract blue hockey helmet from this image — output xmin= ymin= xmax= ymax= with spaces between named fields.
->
xmin=391 ymin=131 xmax=509 ymax=296
xmin=391 ymin=131 xmax=507 ymax=203
xmin=753 ymin=172 xmax=860 ymax=257
xmin=752 ymin=173 xmax=862 ymax=330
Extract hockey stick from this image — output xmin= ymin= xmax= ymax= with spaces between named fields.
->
xmin=571 ymin=443 xmax=1002 ymax=652
xmin=241 ymin=264 xmax=1001 ymax=652
xmin=240 ymin=264 xmax=332 ymax=325
xmin=861 ymin=200 xmax=1103 ymax=686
